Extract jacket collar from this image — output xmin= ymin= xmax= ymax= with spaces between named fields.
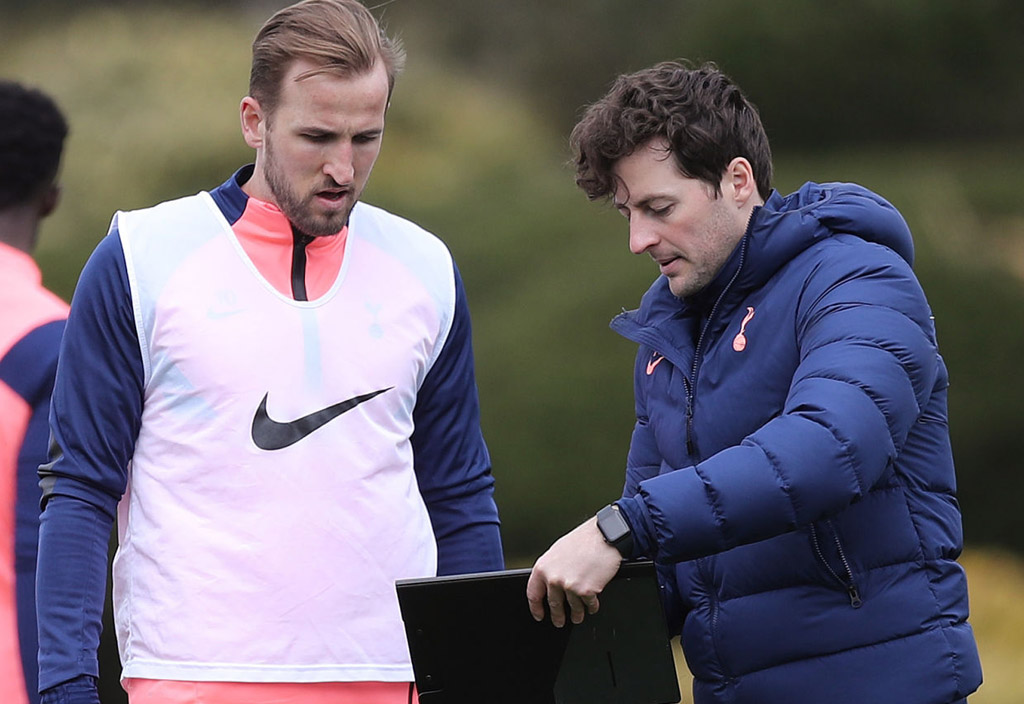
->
xmin=624 ymin=181 xmax=915 ymax=328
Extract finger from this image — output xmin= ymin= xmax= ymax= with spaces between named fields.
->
xmin=526 ymin=569 xmax=547 ymax=622
xmin=566 ymin=591 xmax=587 ymax=625
xmin=547 ymin=586 xmax=567 ymax=628
xmin=583 ymin=594 xmax=600 ymax=615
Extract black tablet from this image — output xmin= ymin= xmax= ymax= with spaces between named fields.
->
xmin=395 ymin=560 xmax=681 ymax=704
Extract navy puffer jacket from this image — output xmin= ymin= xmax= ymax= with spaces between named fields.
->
xmin=612 ymin=182 xmax=982 ymax=704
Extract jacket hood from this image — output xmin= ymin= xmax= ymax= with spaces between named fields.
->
xmin=755 ymin=180 xmax=914 ymax=270
xmin=625 ymin=182 xmax=914 ymax=325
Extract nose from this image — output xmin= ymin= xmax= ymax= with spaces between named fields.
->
xmin=324 ymin=142 xmax=355 ymax=185
xmin=628 ymin=220 xmax=658 ymax=255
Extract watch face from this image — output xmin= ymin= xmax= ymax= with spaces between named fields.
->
xmin=598 ymin=505 xmax=630 ymax=543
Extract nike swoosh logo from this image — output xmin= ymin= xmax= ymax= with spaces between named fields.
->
xmin=251 ymin=387 xmax=391 ymax=450
xmin=207 ymin=307 xmax=244 ymax=320
xmin=646 ymin=354 xmax=666 ymax=375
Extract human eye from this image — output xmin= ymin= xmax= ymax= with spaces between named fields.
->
xmin=648 ymin=203 xmax=673 ymax=217
xmin=353 ymin=131 xmax=382 ymax=145
xmin=301 ymin=132 xmax=332 ymax=144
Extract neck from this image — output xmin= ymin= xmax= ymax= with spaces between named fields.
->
xmin=240 ymin=158 xmax=276 ymax=207
xmin=0 ymin=206 xmax=41 ymax=254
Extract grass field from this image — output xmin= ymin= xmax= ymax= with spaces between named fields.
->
xmin=957 ymin=549 xmax=1024 ymax=703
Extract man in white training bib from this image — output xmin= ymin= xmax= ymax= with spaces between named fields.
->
xmin=36 ymin=3 xmax=504 ymax=703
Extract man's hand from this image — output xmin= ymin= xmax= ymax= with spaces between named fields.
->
xmin=526 ymin=516 xmax=623 ymax=627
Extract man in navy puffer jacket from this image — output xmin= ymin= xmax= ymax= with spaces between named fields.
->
xmin=527 ymin=61 xmax=982 ymax=704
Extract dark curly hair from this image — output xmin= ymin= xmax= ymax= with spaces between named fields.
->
xmin=571 ymin=61 xmax=772 ymax=202
xmin=0 ymin=80 xmax=68 ymax=210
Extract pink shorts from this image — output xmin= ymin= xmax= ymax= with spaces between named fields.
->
xmin=122 ymin=679 xmax=418 ymax=704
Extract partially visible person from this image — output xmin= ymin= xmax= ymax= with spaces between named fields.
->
xmin=0 ymin=79 xmax=69 ymax=704
xmin=528 ymin=61 xmax=981 ymax=704
xmin=35 ymin=2 xmax=503 ymax=704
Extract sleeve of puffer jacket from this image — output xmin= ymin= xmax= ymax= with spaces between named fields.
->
xmin=617 ymin=237 xmax=940 ymax=563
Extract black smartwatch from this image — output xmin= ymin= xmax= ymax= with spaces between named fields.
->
xmin=596 ymin=504 xmax=633 ymax=558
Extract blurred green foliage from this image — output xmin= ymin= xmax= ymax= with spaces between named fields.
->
xmin=2 ymin=3 xmax=1022 ymax=566
xmin=386 ymin=0 xmax=1024 ymax=147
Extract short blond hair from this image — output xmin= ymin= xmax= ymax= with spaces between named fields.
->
xmin=249 ymin=0 xmax=405 ymax=115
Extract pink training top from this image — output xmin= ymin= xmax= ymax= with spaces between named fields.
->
xmin=231 ymin=195 xmax=348 ymax=300
xmin=0 ymin=241 xmax=68 ymax=704
xmin=123 ymin=678 xmax=418 ymax=704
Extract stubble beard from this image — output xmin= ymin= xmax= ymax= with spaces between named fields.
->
xmin=670 ymin=199 xmax=744 ymax=299
xmin=263 ymin=139 xmax=354 ymax=237
xmin=670 ymin=266 xmax=713 ymax=299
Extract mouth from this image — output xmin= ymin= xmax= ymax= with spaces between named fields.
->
xmin=654 ymin=255 xmax=681 ymax=273
xmin=315 ymin=187 xmax=351 ymax=205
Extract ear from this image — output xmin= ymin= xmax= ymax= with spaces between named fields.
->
xmin=722 ymin=157 xmax=759 ymax=207
xmin=39 ymin=184 xmax=61 ymax=218
xmin=240 ymin=96 xmax=266 ymax=150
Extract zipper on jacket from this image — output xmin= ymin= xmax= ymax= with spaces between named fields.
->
xmin=809 ymin=521 xmax=863 ymax=608
xmin=291 ymin=229 xmax=313 ymax=301
xmin=685 ymin=235 xmax=750 ymax=458
xmin=685 ymin=397 xmax=696 ymax=456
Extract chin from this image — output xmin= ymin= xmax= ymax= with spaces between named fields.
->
xmin=667 ymin=281 xmax=690 ymax=298
xmin=298 ymin=212 xmax=351 ymax=237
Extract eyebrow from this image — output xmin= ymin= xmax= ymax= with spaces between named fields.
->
xmin=615 ymin=194 xmax=673 ymax=211
xmin=296 ymin=125 xmax=383 ymax=139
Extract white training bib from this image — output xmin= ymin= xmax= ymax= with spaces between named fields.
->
xmin=114 ymin=194 xmax=455 ymax=682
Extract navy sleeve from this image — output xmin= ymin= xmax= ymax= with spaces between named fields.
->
xmin=36 ymin=227 xmax=144 ymax=693
xmin=411 ymin=263 xmax=503 ymax=576
xmin=39 ymin=675 xmax=99 ymax=704
xmin=0 ymin=318 xmax=65 ymax=702
xmin=0 ymin=319 xmax=65 ymax=572
xmin=39 ymin=227 xmax=143 ymax=513
xmin=35 ymin=498 xmax=112 ymax=694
